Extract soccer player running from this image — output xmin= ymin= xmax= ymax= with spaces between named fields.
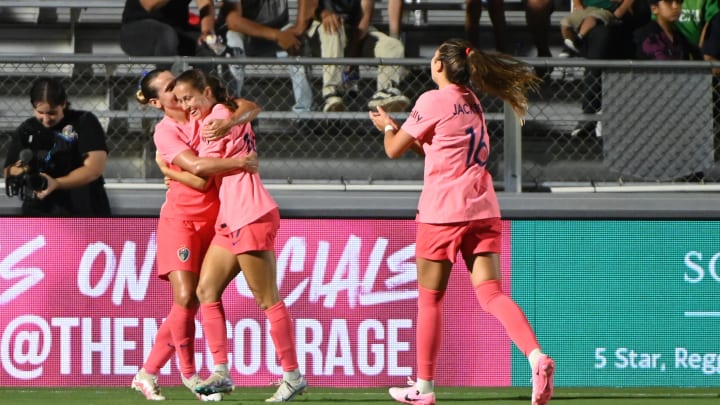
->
xmin=172 ymin=68 xmax=307 ymax=402
xmin=368 ymin=38 xmax=555 ymax=405
xmin=133 ymin=69 xmax=259 ymax=401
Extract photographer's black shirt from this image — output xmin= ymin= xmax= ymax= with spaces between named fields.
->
xmin=4 ymin=109 xmax=112 ymax=217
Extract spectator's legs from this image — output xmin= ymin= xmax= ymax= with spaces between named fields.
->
xmin=388 ymin=0 xmax=404 ymax=39
xmin=365 ymin=28 xmax=411 ymax=112
xmin=525 ymin=0 xmax=553 ymax=57
xmin=577 ymin=17 xmax=598 ymax=38
xmin=465 ymin=0 xmax=482 ymax=48
xmin=368 ymin=29 xmax=405 ymax=91
xmin=312 ymin=21 xmax=346 ymax=111
xmin=286 ymin=60 xmax=314 ymax=112
xmin=175 ymin=28 xmax=202 ymax=56
xmin=226 ymin=31 xmax=247 ymax=98
xmin=581 ymin=25 xmax=609 ymax=114
xmin=120 ymin=19 xmax=179 ymax=56
xmin=487 ymin=0 xmax=509 ymax=52
xmin=280 ymin=25 xmax=313 ymax=112
xmin=465 ymin=0 xmax=508 ymax=52
xmin=702 ymin=15 xmax=720 ymax=74
xmin=226 ymin=27 xmax=313 ymax=111
xmin=560 ymin=23 xmax=573 ymax=42
xmin=318 ymin=22 xmax=346 ymax=96
xmin=570 ymin=24 xmax=609 ymax=137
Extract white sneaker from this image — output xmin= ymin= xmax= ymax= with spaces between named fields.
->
xmin=389 ymin=382 xmax=436 ymax=405
xmin=368 ymin=88 xmax=410 ymax=112
xmin=564 ymin=38 xmax=580 ymax=54
xmin=131 ymin=369 xmax=165 ymax=401
xmin=322 ymin=94 xmax=345 ymax=112
xmin=194 ymin=371 xmax=235 ymax=396
xmin=182 ymin=374 xmax=223 ymax=402
xmin=265 ymin=376 xmax=308 ymax=402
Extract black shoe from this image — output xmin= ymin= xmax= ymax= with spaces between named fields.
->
xmin=680 ymin=171 xmax=704 ymax=183
xmin=570 ymin=121 xmax=597 ymax=137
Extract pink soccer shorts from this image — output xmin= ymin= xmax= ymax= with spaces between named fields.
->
xmin=212 ymin=208 xmax=280 ymax=255
xmin=416 ymin=217 xmax=502 ymax=263
xmin=156 ymin=216 xmax=216 ymax=279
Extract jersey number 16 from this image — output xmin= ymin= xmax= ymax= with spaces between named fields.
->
xmin=465 ymin=126 xmax=488 ymax=167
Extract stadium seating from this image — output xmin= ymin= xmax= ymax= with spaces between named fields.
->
xmin=1 ymin=0 xmax=651 ymax=186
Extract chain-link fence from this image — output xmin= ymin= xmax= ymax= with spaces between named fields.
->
xmin=0 ymin=55 xmax=716 ymax=189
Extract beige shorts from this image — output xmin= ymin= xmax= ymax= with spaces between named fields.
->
xmin=561 ymin=7 xmax=616 ymax=30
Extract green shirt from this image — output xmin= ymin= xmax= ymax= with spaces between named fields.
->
xmin=676 ymin=0 xmax=720 ymax=45
xmin=584 ymin=0 xmax=617 ymax=10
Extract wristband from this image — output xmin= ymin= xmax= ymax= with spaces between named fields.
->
xmin=384 ymin=124 xmax=395 ymax=132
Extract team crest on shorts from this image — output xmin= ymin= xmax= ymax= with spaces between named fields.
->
xmin=177 ymin=246 xmax=190 ymax=262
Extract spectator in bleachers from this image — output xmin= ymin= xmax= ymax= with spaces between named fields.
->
xmin=560 ymin=0 xmax=632 ymax=55
xmin=310 ymin=0 xmax=410 ymax=112
xmin=569 ymin=0 xmax=650 ymax=136
xmin=633 ymin=0 xmax=701 ymax=59
xmin=671 ymin=0 xmax=720 ymax=181
xmin=634 ymin=0 xmax=705 ymax=182
xmin=387 ymin=0 xmax=509 ymax=52
xmin=120 ymin=0 xmax=217 ymax=66
xmin=674 ymin=0 xmax=720 ymax=69
xmin=3 ymin=78 xmax=111 ymax=217
xmin=218 ymin=0 xmax=315 ymax=112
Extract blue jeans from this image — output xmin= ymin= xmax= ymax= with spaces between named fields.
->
xmin=226 ymin=30 xmax=313 ymax=112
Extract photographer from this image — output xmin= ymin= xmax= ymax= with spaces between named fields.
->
xmin=3 ymin=78 xmax=111 ymax=217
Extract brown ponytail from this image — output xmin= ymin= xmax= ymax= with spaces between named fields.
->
xmin=437 ymin=38 xmax=541 ymax=119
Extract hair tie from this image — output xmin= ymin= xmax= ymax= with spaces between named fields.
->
xmin=137 ymin=70 xmax=149 ymax=90
xmin=465 ymin=47 xmax=472 ymax=56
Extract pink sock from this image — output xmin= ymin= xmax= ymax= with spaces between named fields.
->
xmin=144 ymin=319 xmax=175 ymax=375
xmin=474 ymin=280 xmax=539 ymax=356
xmin=168 ymin=304 xmax=198 ymax=378
xmin=416 ymin=286 xmax=445 ymax=381
xmin=265 ymin=301 xmax=299 ymax=371
xmin=200 ymin=301 xmax=228 ymax=366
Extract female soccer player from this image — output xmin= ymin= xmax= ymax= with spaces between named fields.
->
xmin=132 ymin=68 xmax=258 ymax=401
xmin=368 ymin=38 xmax=555 ymax=405
xmin=172 ymin=68 xmax=307 ymax=402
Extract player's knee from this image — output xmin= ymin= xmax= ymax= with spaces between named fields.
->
xmin=475 ymin=279 xmax=502 ymax=312
xmin=174 ymin=289 xmax=197 ymax=308
xmin=195 ymin=283 xmax=220 ymax=303
xmin=255 ymin=291 xmax=281 ymax=311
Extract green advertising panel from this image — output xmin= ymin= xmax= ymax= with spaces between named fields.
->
xmin=511 ymin=220 xmax=720 ymax=387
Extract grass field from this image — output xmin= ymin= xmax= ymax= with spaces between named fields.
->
xmin=2 ymin=387 xmax=720 ymax=405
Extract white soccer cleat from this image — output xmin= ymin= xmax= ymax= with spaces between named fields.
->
xmin=132 ymin=369 xmax=166 ymax=401
xmin=265 ymin=375 xmax=308 ymax=402
xmin=531 ymin=354 xmax=555 ymax=405
xmin=183 ymin=373 xmax=224 ymax=401
xmin=388 ymin=378 xmax=435 ymax=405
xmin=194 ymin=371 xmax=235 ymax=396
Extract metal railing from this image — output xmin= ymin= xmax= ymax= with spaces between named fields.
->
xmin=0 ymin=55 xmax=717 ymax=191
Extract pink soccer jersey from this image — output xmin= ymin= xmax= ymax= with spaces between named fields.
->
xmin=153 ymin=116 xmax=219 ymax=220
xmin=197 ymin=104 xmax=277 ymax=234
xmin=401 ymin=84 xmax=500 ymax=223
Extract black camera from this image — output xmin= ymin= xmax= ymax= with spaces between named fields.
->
xmin=5 ymin=148 xmax=49 ymax=201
